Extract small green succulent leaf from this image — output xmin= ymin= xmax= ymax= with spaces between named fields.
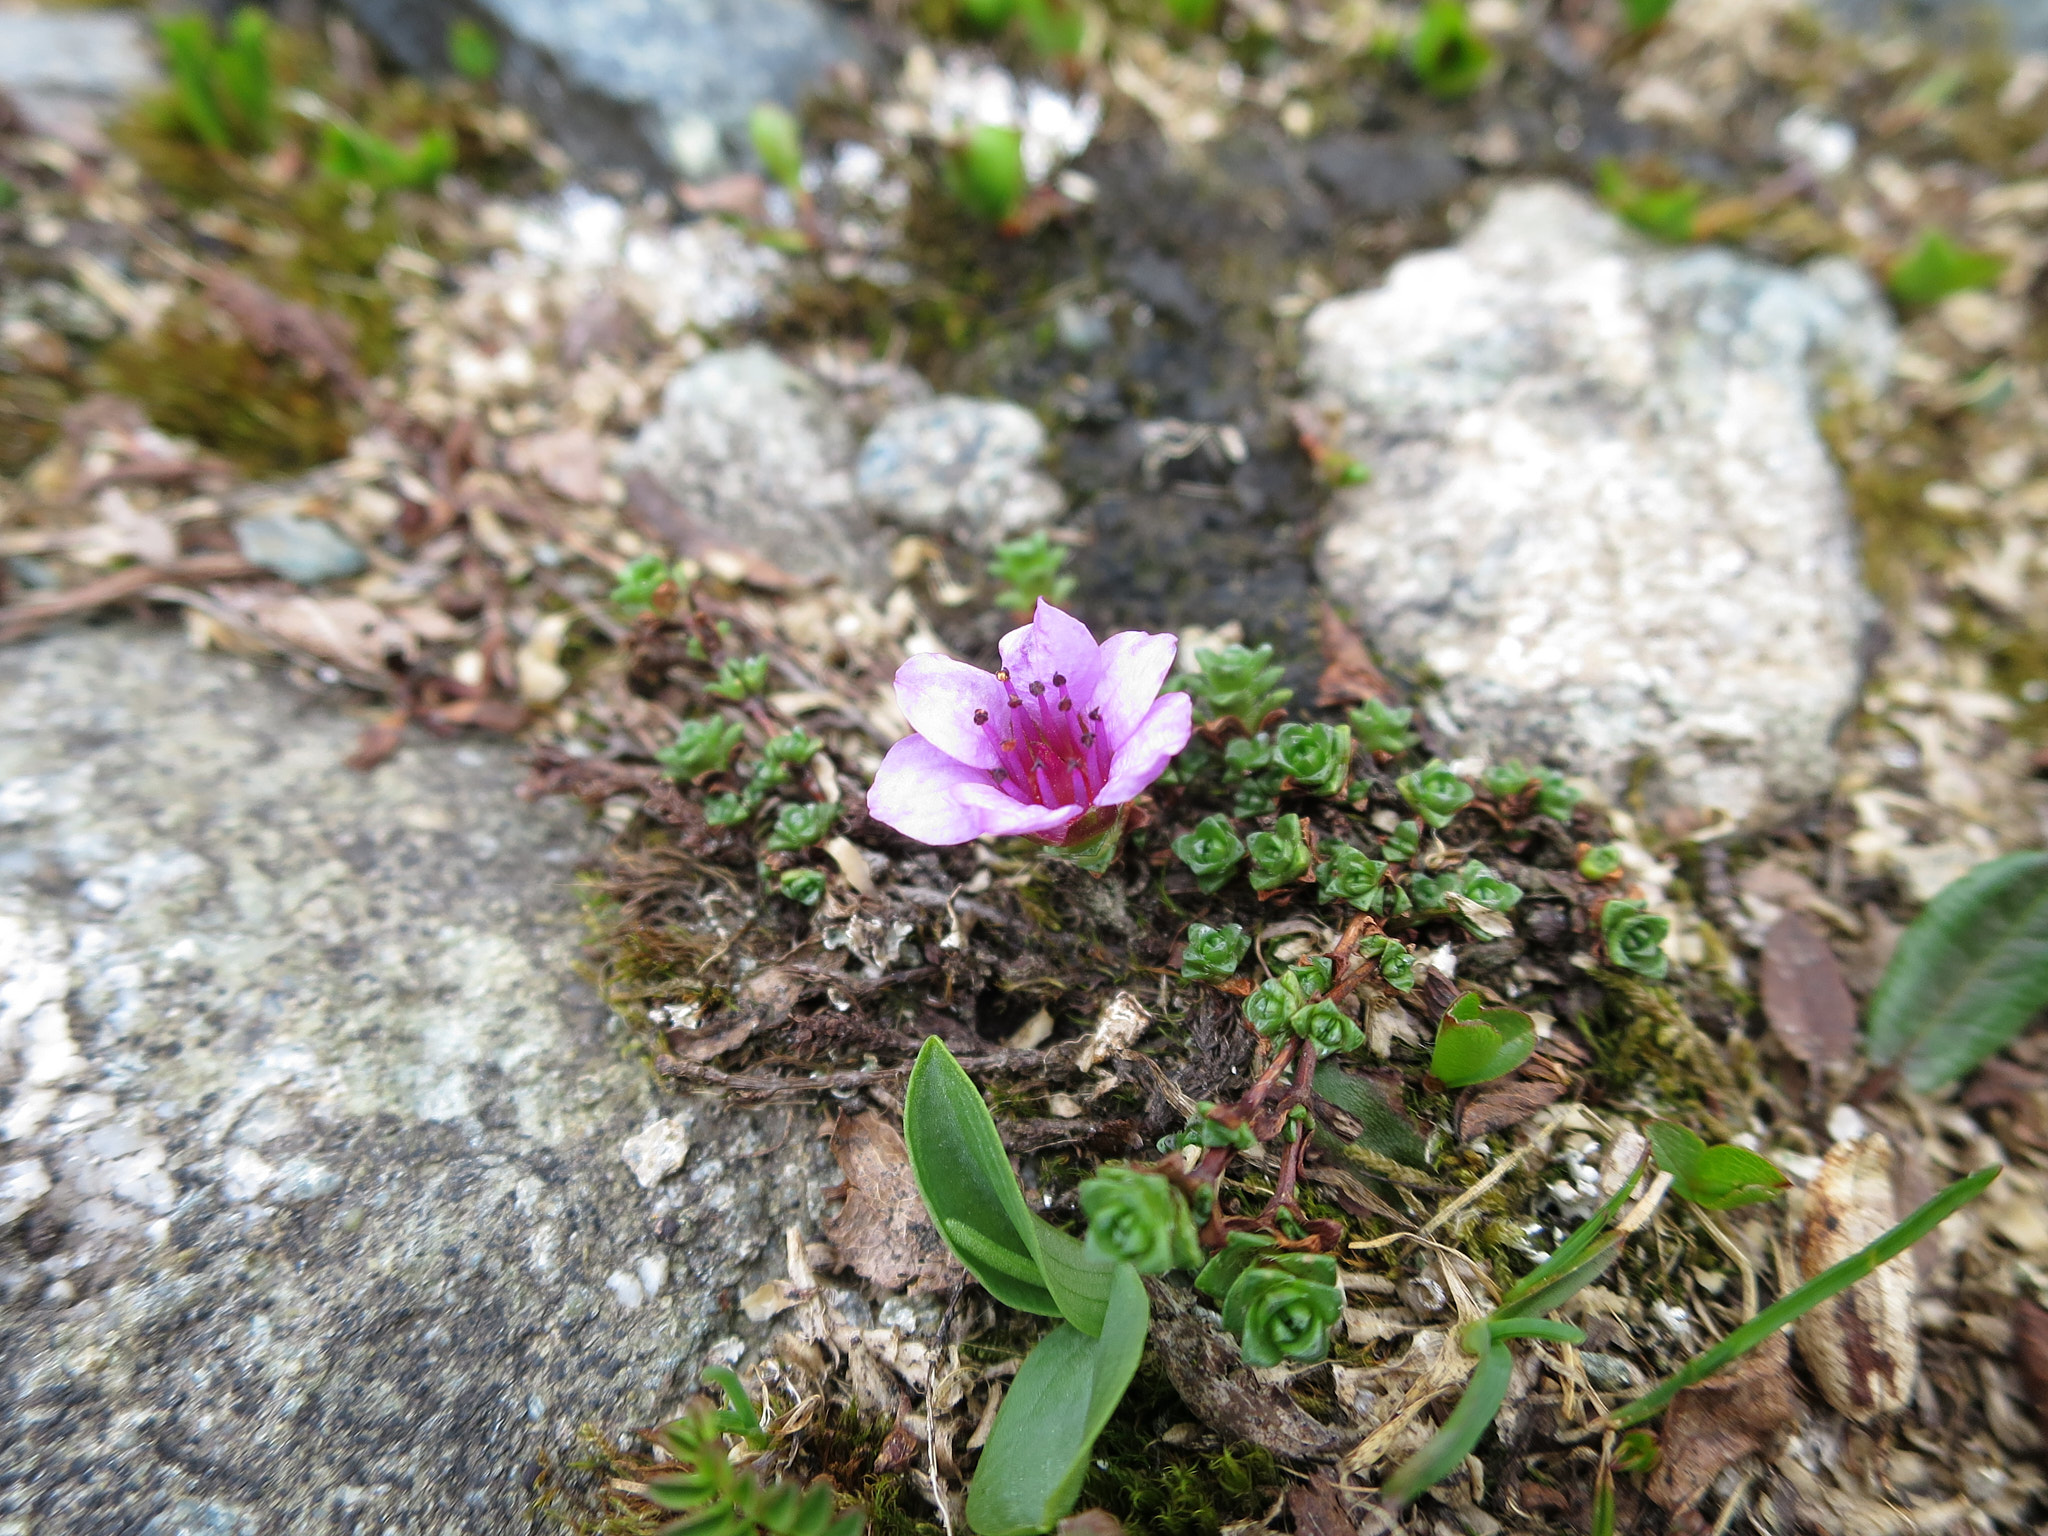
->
xmin=1578 ymin=843 xmax=1624 ymax=881
xmin=1222 ymin=1254 xmax=1343 ymax=1367
xmin=1016 ymin=0 xmax=1086 ymax=58
xmin=1296 ymin=1000 xmax=1365 ymax=1057
xmin=1079 ymin=1167 xmax=1203 ymax=1275
xmin=958 ymin=0 xmax=1020 ymax=28
xmin=708 ymin=654 xmax=772 ymax=701
xmin=658 ymin=717 xmax=745 ymax=780
xmin=1889 ymin=229 xmax=2006 ymax=307
xmin=1349 ymin=698 xmax=1418 ymax=755
xmin=1533 ymin=769 xmax=1581 ymax=822
xmin=1193 ymin=1230 xmax=1275 ymax=1303
xmin=704 ymin=792 xmax=751 ymax=827
xmin=1864 ymin=851 xmax=2048 ymax=1093
xmin=1381 ymin=818 xmax=1421 ymax=863
xmin=963 ymin=1262 xmax=1149 ymax=1536
xmin=1173 ymin=815 xmax=1246 ymax=894
xmin=1272 ymin=721 xmax=1352 ymax=797
xmin=1360 ymin=933 xmax=1416 ymax=991
xmin=1317 ymin=842 xmax=1388 ymax=910
xmin=1312 ymin=1065 xmax=1430 ymax=1168
xmin=1480 ymin=759 xmax=1537 ymax=799
xmin=988 ymin=531 xmax=1076 ymax=613
xmin=1643 ymin=1122 xmax=1788 ymax=1210
xmin=1600 ymin=898 xmax=1670 ymax=979
xmin=611 ymin=553 xmax=677 ymax=613
xmin=1247 ymin=813 xmax=1310 ymax=891
xmin=1615 ymin=1429 xmax=1661 ymax=1474
xmin=778 ymin=868 xmax=827 ymax=906
xmin=1183 ymin=643 xmax=1291 ymax=730
xmin=1396 ymin=760 xmax=1474 ymax=829
xmin=1595 ymin=159 xmax=1702 ymax=242
xmin=766 ymin=800 xmax=837 ymax=852
xmin=1179 ymin=921 xmax=1251 ymax=981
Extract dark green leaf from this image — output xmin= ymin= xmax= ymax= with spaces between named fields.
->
xmin=1864 ymin=851 xmax=2048 ymax=1092
xmin=904 ymin=1037 xmax=1058 ymax=1317
xmin=1429 ymin=993 xmax=1535 ymax=1088
xmin=963 ymin=1265 xmax=1149 ymax=1536
xmin=1312 ymin=1065 xmax=1430 ymax=1168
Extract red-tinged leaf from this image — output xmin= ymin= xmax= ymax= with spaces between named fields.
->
xmin=1760 ymin=912 xmax=1856 ymax=1068
xmin=1314 ymin=602 xmax=1391 ymax=707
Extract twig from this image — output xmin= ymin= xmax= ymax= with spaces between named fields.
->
xmin=0 ymin=554 xmax=261 ymax=643
xmin=1698 ymin=1209 xmax=1760 ymax=1321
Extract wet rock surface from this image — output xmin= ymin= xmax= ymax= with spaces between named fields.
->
xmin=0 ymin=625 xmax=830 ymax=1534
xmin=339 ymin=0 xmax=861 ymax=177
xmin=1307 ymin=181 xmax=1894 ymax=823
xmin=0 ymin=10 xmax=156 ymax=151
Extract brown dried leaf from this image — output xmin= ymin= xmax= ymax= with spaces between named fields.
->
xmin=2016 ymin=1298 xmax=2048 ymax=1431
xmin=1760 ymin=912 xmax=1857 ymax=1069
xmin=825 ymin=1111 xmax=961 ymax=1295
xmin=509 ymin=427 xmax=605 ymax=504
xmin=221 ymin=592 xmax=416 ymax=678
xmin=1315 ymin=601 xmax=1391 ymax=708
xmin=344 ymin=710 xmax=407 ymax=771
xmin=1647 ymin=1331 xmax=1798 ymax=1515
xmin=1794 ymin=1135 xmax=1918 ymax=1421
xmin=1286 ymin=1477 xmax=1356 ymax=1536
xmin=1055 ymin=1511 xmax=1124 ymax=1536
xmin=1455 ymin=1076 xmax=1564 ymax=1140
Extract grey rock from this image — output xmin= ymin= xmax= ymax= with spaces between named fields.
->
xmin=1580 ymin=1351 xmax=1643 ymax=1392
xmin=0 ymin=11 xmax=158 ymax=150
xmin=0 ymin=625 xmax=830 ymax=1532
xmin=621 ymin=345 xmax=886 ymax=592
xmin=338 ymin=0 xmax=859 ymax=178
xmin=1305 ymin=132 xmax=1470 ymax=218
xmin=856 ymin=396 xmax=1065 ymax=547
xmin=233 ymin=513 xmax=370 ymax=586
xmin=1306 ymin=182 xmax=1890 ymax=823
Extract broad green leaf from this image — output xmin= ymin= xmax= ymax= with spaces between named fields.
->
xmin=1193 ymin=1230 xmax=1275 ymax=1302
xmin=905 ymin=1037 xmax=1058 ymax=1317
xmin=1312 ymin=1065 xmax=1430 ymax=1168
xmin=1864 ymin=851 xmax=2048 ymax=1092
xmin=1689 ymin=1145 xmax=1790 ymax=1210
xmin=1428 ymin=993 xmax=1535 ymax=1088
xmin=1380 ymin=1340 xmax=1513 ymax=1506
xmin=1642 ymin=1120 xmax=1702 ymax=1184
xmin=964 ymin=1264 xmax=1150 ymax=1536
xmin=905 ymin=1037 xmax=1116 ymax=1332
xmin=1613 ymin=1165 xmax=2000 ymax=1429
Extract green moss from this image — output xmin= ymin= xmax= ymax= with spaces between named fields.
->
xmin=0 ymin=372 xmax=69 ymax=474
xmin=93 ymin=298 xmax=353 ymax=473
xmin=1077 ymin=1361 xmax=1282 ymax=1536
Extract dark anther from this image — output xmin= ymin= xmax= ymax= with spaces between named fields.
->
xmin=1029 ymin=681 xmax=1047 ymax=696
xmin=1052 ymin=673 xmax=1066 ymax=687
xmin=1058 ymin=699 xmax=1073 ymax=711
xmin=973 ymin=708 xmax=989 ymax=725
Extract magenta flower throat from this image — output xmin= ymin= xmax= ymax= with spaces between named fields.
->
xmin=866 ymin=600 xmax=1194 ymax=848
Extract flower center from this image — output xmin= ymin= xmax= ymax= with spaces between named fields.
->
xmin=974 ymin=667 xmax=1112 ymax=809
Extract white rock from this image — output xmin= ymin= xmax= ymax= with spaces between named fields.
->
xmin=621 ymin=346 xmax=886 ymax=592
xmin=856 ymin=396 xmax=1064 ymax=545
xmin=0 ymin=1158 xmax=52 ymax=1226
xmin=620 ymin=1115 xmax=692 ymax=1188
xmin=1306 ymin=182 xmax=1891 ymax=822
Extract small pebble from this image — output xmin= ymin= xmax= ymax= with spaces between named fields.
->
xmin=233 ymin=513 xmax=368 ymax=586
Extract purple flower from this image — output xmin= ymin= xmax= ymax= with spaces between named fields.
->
xmin=867 ymin=600 xmax=1193 ymax=847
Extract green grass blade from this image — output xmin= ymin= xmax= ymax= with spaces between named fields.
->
xmin=1611 ymin=1165 xmax=2000 ymax=1428
xmin=1496 ymin=1161 xmax=1640 ymax=1313
xmin=1380 ymin=1341 xmax=1514 ymax=1507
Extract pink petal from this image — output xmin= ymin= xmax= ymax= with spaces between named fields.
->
xmin=1094 ymin=692 xmax=1193 ymax=806
xmin=1090 ymin=630 xmax=1179 ymax=750
xmin=891 ymin=653 xmax=1006 ymax=769
xmin=997 ymin=600 xmax=1102 ymax=704
xmin=866 ymin=735 xmax=1086 ymax=846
